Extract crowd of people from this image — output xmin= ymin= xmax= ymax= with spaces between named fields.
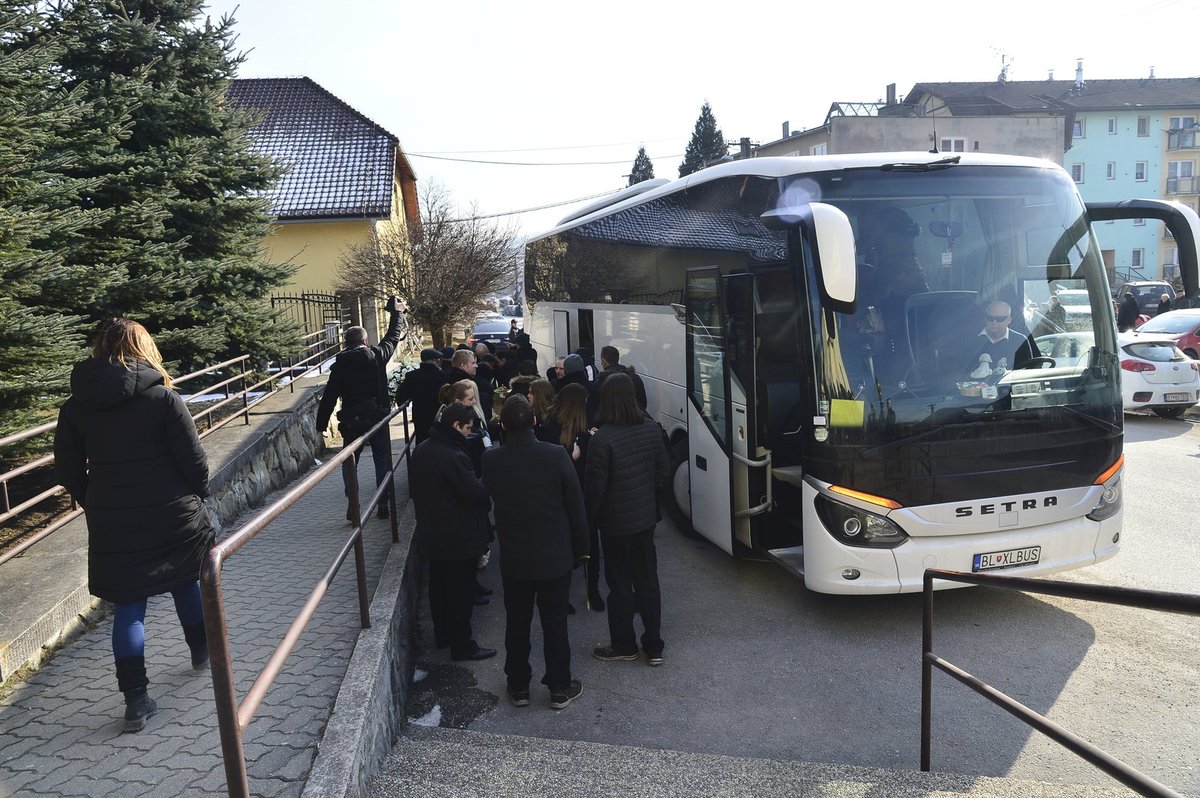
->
xmin=403 ymin=333 xmax=667 ymax=710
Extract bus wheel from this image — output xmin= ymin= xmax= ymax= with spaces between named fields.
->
xmin=663 ymin=437 xmax=702 ymax=540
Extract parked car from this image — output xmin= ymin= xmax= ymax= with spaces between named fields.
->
xmin=1113 ymin=280 xmax=1177 ymax=317
xmin=1117 ymin=332 xmax=1200 ymax=418
xmin=1055 ymin=289 xmax=1093 ymax=330
xmin=466 ymin=317 xmax=520 ymax=347
xmin=1130 ymin=309 xmax=1200 ymax=358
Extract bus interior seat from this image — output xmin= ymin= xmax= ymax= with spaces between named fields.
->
xmin=904 ymin=291 xmax=980 ymax=384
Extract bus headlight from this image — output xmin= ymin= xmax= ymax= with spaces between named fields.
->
xmin=815 ymin=494 xmax=909 ymax=548
xmin=1087 ymin=475 xmax=1121 ymax=521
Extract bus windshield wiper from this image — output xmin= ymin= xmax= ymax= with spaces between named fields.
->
xmin=881 ymin=156 xmax=962 ymax=172
xmin=1054 ymin=404 xmax=1121 ymax=435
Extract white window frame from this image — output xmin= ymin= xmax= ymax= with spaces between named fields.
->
xmin=1108 ymin=117 xmax=1117 ymax=135
xmin=1106 ymin=162 xmax=1116 ymax=180
xmin=1135 ymin=161 xmax=1148 ymax=181
xmin=809 ymin=143 xmax=827 ymax=156
xmin=1132 ymin=249 xmax=1144 ymax=270
xmin=1071 ymin=163 xmax=1084 ymax=183
xmin=1133 ymin=218 xmax=1146 ymax=226
xmin=940 ymin=137 xmax=966 ymax=153
xmin=1137 ymin=116 xmax=1150 ymax=136
xmin=1073 ymin=118 xmax=1085 ymax=138
xmin=1170 ymin=116 xmax=1196 ymax=130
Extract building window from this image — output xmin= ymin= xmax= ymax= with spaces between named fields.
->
xmin=1137 ymin=116 xmax=1150 ymax=136
xmin=1167 ymin=160 xmax=1194 ymax=193
xmin=809 ymin=143 xmax=827 ymax=156
xmin=1108 ymin=117 xmax=1117 ymax=134
xmin=940 ymin=137 xmax=966 ymax=153
xmin=1106 ymin=162 xmax=1116 ymax=179
xmin=1133 ymin=217 xmax=1146 ymax=226
xmin=1169 ymin=116 xmax=1196 ymax=130
xmin=1132 ymin=249 xmax=1144 ymax=270
xmin=1135 ymin=161 xmax=1148 ymax=181
xmin=1071 ymin=163 xmax=1084 ymax=183
xmin=1072 ymin=118 xmax=1085 ymax=138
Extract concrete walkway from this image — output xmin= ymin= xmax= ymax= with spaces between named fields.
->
xmin=0 ymin=421 xmax=411 ymax=798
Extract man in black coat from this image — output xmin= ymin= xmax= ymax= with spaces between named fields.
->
xmin=481 ymin=395 xmax=587 ymax=709
xmin=599 ymin=345 xmax=648 ymax=411
xmin=1118 ymin=291 xmax=1141 ymax=332
xmin=395 ymin=348 xmax=449 ymax=445
xmin=316 ymin=297 xmax=406 ymax=519
xmin=411 ymin=402 xmax=496 ymax=662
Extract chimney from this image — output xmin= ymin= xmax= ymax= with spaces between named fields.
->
xmin=1048 ymin=69 xmax=1054 ymax=80
xmin=1150 ymin=65 xmax=1156 ymax=79
xmin=886 ymin=83 xmax=897 ymax=105
xmin=782 ymin=121 xmax=790 ymax=139
xmin=1075 ymin=58 xmax=1085 ymax=90
xmin=739 ymin=137 xmax=752 ymax=159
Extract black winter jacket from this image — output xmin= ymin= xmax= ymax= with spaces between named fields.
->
xmin=316 ymin=309 xmax=403 ymax=435
xmin=54 ymin=358 xmax=214 ymax=604
xmin=481 ymin=429 xmax=588 ymax=581
xmin=395 ymin=362 xmax=448 ymax=443
xmin=584 ymin=418 xmax=669 ymax=535
xmin=410 ymin=422 xmax=490 ymax=562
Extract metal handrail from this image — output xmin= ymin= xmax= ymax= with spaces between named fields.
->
xmin=0 ymin=329 xmax=341 ymax=567
xmin=202 ymin=403 xmax=413 ymax=798
xmin=921 ymin=568 xmax=1200 ymax=798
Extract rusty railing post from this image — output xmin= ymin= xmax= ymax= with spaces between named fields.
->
xmin=200 ymin=552 xmax=251 ymax=798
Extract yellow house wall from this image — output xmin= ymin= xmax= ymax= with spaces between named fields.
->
xmin=266 ymin=219 xmax=375 ymax=294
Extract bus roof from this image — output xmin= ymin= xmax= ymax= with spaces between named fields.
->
xmin=535 ymin=152 xmax=1063 ymax=241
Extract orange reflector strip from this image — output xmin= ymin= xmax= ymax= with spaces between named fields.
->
xmin=1094 ymin=454 xmax=1124 ymax=485
xmin=829 ymin=485 xmax=902 ymax=510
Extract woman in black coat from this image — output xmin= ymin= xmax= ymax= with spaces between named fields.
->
xmin=410 ymin=402 xmax=495 ymax=661
xmin=54 ymin=319 xmax=214 ymax=733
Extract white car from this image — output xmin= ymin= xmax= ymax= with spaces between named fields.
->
xmin=1118 ymin=333 xmax=1200 ymax=418
xmin=1056 ymin=289 xmax=1093 ymax=330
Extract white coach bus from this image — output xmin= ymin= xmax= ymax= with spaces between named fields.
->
xmin=523 ymin=153 xmax=1200 ymax=594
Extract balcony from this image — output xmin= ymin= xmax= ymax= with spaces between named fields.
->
xmin=1166 ymin=175 xmax=1199 ymax=195
xmin=1168 ymin=128 xmax=1198 ymax=150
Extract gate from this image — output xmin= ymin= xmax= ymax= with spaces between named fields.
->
xmin=270 ymin=292 xmax=348 ymax=335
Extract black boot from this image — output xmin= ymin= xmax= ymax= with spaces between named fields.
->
xmin=585 ymin=558 xmax=605 ymax=612
xmin=122 ymin=688 xmax=158 ymax=733
xmin=182 ymin=622 xmax=209 ymax=671
xmin=115 ymin=657 xmax=156 ymax=733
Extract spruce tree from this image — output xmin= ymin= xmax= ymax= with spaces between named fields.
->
xmin=0 ymin=3 xmax=110 ymax=434
xmin=36 ymin=0 xmax=294 ymax=373
xmin=678 ymin=101 xmax=728 ymax=177
xmin=627 ymin=146 xmax=655 ymax=186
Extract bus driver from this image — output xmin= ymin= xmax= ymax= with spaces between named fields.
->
xmin=966 ymin=300 xmax=1039 ymax=380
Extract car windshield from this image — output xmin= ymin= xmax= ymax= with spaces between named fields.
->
xmin=1139 ymin=313 xmax=1200 ymax=334
xmin=1123 ymin=340 xmax=1187 ymax=362
xmin=473 ymin=320 xmax=513 ymax=333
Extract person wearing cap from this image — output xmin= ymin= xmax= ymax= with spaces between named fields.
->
xmin=396 ymin=348 xmax=450 ymax=445
xmin=513 ymin=332 xmax=538 ymax=368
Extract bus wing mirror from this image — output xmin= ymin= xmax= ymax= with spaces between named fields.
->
xmin=761 ymin=202 xmax=857 ymax=313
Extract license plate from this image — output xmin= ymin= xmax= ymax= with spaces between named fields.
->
xmin=972 ymin=545 xmax=1041 ymax=572
xmin=1164 ymin=392 xmax=1191 ymax=402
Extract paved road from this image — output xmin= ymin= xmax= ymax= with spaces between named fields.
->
xmin=403 ymin=412 xmax=1200 ymax=796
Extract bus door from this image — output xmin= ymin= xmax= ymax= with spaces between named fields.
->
xmin=684 ymin=268 xmax=770 ymax=553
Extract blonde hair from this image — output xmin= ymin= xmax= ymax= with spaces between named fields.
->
xmin=528 ymin=379 xmax=555 ymax=421
xmin=438 ymin=379 xmax=476 ymax=406
xmin=92 ymin=318 xmax=172 ymax=388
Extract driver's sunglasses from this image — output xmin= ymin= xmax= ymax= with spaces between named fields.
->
xmin=985 ymin=314 xmax=1010 ymax=323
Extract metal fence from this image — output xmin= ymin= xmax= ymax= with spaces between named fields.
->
xmin=271 ymin=292 xmax=348 ymax=335
xmin=202 ymin=403 xmax=413 ymax=797
xmin=921 ymin=568 xmax=1200 ymax=798
xmin=0 ymin=327 xmax=341 ymax=567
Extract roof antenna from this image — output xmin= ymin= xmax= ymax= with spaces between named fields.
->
xmin=930 ymin=116 xmax=939 ymax=154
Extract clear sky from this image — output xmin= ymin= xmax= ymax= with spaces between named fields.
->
xmin=203 ymin=0 xmax=1200 ymax=238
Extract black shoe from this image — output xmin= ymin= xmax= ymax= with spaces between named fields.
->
xmin=586 ymin=592 xmax=605 ymax=612
xmin=451 ymin=646 xmax=497 ymax=662
xmin=474 ymin=595 xmax=490 ymax=606
xmin=377 ymin=503 xmax=389 ymax=519
xmin=123 ymin=692 xmax=159 ymax=733
xmin=191 ymin=647 xmax=210 ymax=671
xmin=506 ymin=686 xmax=530 ymax=707
xmin=549 ymin=679 xmax=583 ymax=710
xmin=592 ymin=646 xmax=639 ymax=662
xmin=645 ymin=652 xmax=665 ymax=667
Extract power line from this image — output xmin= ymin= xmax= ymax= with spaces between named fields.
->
xmin=444 ymin=186 xmax=627 ymax=223
xmin=409 ymin=152 xmax=683 ymax=167
xmin=413 ymin=137 xmax=680 ymax=155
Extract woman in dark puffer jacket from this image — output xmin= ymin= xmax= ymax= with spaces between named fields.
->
xmin=583 ymin=373 xmax=669 ymax=665
xmin=54 ymin=319 xmax=214 ymax=733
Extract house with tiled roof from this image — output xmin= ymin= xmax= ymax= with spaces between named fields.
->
xmin=754 ymin=67 xmax=1200 ymax=283
xmin=227 ymin=76 xmax=419 ymax=297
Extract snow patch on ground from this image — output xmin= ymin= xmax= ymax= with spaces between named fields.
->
xmin=409 ymin=705 xmax=442 ymax=727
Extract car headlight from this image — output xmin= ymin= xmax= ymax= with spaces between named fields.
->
xmin=1087 ymin=474 xmax=1121 ymax=521
xmin=815 ymin=493 xmax=909 ymax=548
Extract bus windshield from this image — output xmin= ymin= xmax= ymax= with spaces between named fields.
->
xmin=791 ymin=165 xmax=1121 ymax=503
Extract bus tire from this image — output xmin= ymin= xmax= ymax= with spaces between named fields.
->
xmin=662 ymin=437 xmax=703 ymax=540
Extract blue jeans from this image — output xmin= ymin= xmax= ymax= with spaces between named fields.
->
xmin=340 ymin=425 xmax=393 ymax=501
xmin=112 ymin=581 xmax=204 ymax=660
